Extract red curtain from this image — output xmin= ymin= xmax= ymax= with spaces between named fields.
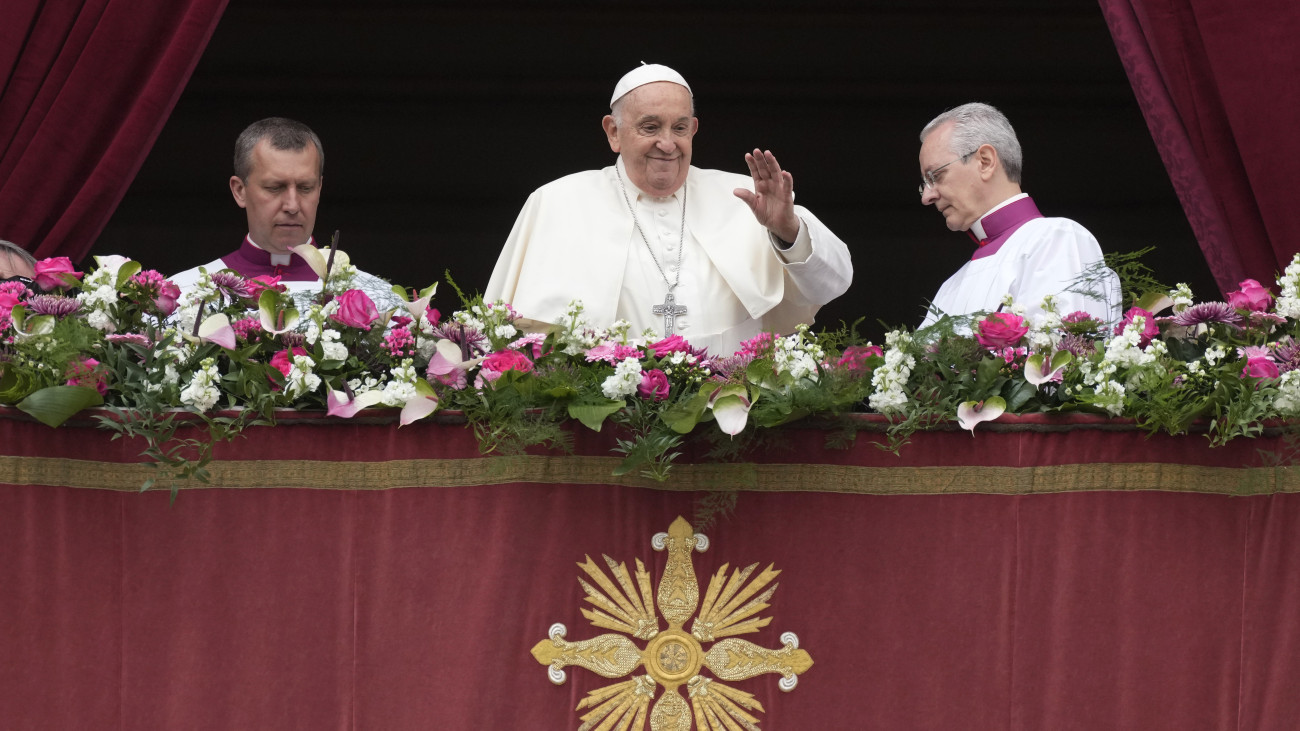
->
xmin=1098 ymin=0 xmax=1300 ymax=294
xmin=0 ymin=0 xmax=227 ymax=261
xmin=4 ymin=417 xmax=1300 ymax=729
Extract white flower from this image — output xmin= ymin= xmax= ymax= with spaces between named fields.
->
xmin=1273 ymin=370 xmax=1300 ymax=416
xmin=869 ymin=329 xmax=914 ymax=415
xmin=285 ymin=355 xmax=321 ymax=399
xmin=179 ymin=357 xmax=221 ymax=412
xmin=1275 ymin=254 xmax=1300 ymax=319
xmin=1170 ymin=283 xmax=1195 ymax=313
xmin=600 ymin=356 xmax=643 ymax=399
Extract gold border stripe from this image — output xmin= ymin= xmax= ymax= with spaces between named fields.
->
xmin=2 ymin=455 xmax=1297 ymax=495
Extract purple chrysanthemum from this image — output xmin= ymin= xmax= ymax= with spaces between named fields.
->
xmin=434 ymin=321 xmax=489 ymax=355
xmin=1171 ymin=302 xmax=1242 ymax=327
xmin=1058 ymin=333 xmax=1096 ymax=358
xmin=24 ymin=294 xmax=81 ymax=317
xmin=706 ymin=353 xmax=753 ymax=378
xmin=279 ymin=331 xmax=307 ymax=348
xmin=210 ymin=271 xmax=253 ymax=299
xmin=1272 ymin=337 xmax=1300 ymax=373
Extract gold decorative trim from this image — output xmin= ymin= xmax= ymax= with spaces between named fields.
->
xmin=1 ymin=454 xmax=1297 ymax=495
xmin=531 ymin=517 xmax=813 ymax=731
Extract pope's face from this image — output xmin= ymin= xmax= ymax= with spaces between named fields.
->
xmin=604 ymin=82 xmax=697 ymax=197
xmin=919 ymin=121 xmax=982 ymax=232
xmin=230 ymin=139 xmax=322 ymax=255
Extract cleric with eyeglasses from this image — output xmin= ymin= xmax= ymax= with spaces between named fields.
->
xmin=916 ymin=103 xmax=1121 ymax=329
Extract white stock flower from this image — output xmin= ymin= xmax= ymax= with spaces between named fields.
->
xmin=320 ymin=329 xmax=347 ymax=361
xmin=1273 ymin=371 xmax=1300 ymax=416
xmin=285 ymin=355 xmax=321 ymax=399
xmin=600 ymin=356 xmax=643 ymax=399
xmin=1275 ymin=255 xmax=1300 ymax=319
xmin=179 ymin=357 xmax=221 ymax=412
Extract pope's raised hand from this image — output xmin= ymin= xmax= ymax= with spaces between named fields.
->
xmin=733 ymin=149 xmax=801 ymax=244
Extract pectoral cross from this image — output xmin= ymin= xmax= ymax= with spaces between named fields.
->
xmin=652 ymin=292 xmax=687 ymax=337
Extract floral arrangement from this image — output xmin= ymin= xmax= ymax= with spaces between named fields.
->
xmin=4 ymin=247 xmax=1300 ymax=493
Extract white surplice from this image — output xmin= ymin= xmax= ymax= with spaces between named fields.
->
xmin=920 ymin=217 xmax=1121 ymax=329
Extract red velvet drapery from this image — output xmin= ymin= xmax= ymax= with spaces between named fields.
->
xmin=0 ymin=0 xmax=226 ymax=261
xmin=1098 ymin=0 xmax=1300 ymax=294
xmin=3 ymin=416 xmax=1300 ymax=729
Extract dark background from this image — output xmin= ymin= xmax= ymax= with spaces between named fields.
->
xmin=90 ymin=0 xmax=1216 ymax=342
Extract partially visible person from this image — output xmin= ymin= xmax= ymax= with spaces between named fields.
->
xmin=0 ymin=239 xmax=36 ymax=283
xmin=486 ymin=63 xmax=852 ymax=355
xmin=170 ymin=117 xmax=402 ymax=311
xmin=917 ymin=102 xmax=1120 ymax=328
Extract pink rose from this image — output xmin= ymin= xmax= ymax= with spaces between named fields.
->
xmin=65 ymin=357 xmax=108 ymax=396
xmin=481 ymin=349 xmax=534 ymax=375
xmin=975 ymin=312 xmax=1029 ymax=349
xmin=32 ymin=257 xmax=83 ymax=291
xmin=649 ymin=334 xmax=690 ymax=357
xmin=1114 ymin=307 xmax=1160 ymax=348
xmin=247 ymin=275 xmax=287 ymax=301
xmin=0 ymin=289 xmax=21 ymax=315
xmin=1226 ymin=279 xmax=1273 ymax=313
xmin=637 ymin=369 xmax=670 ymax=401
xmin=1242 ymin=356 xmax=1280 ymax=380
xmin=836 ymin=345 xmax=883 ymax=374
xmin=330 ymin=289 xmax=380 ymax=329
xmin=155 ymin=280 xmax=180 ymax=316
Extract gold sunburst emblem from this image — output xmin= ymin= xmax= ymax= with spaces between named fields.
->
xmin=531 ymin=516 xmax=814 ymax=730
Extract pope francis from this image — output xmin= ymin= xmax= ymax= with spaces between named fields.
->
xmin=484 ymin=63 xmax=853 ymax=355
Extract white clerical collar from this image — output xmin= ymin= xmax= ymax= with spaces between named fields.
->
xmin=969 ymin=193 xmax=1029 ymax=240
xmin=246 ymin=234 xmax=311 ymax=267
xmin=615 ymin=157 xmax=684 ymax=202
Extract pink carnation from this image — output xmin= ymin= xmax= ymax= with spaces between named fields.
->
xmin=269 ymin=347 xmax=310 ymax=380
xmin=32 ymin=257 xmax=83 ymax=291
xmin=1227 ymin=279 xmax=1273 ymax=313
xmin=975 ymin=312 xmax=1029 ymax=349
xmin=637 ymin=369 xmax=670 ymax=401
xmin=330 ymin=289 xmax=380 ymax=329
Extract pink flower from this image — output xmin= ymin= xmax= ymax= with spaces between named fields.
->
xmin=649 ymin=334 xmax=690 ymax=357
xmin=737 ymin=332 xmax=775 ymax=358
xmin=247 ymin=275 xmax=286 ymax=301
xmin=269 ymin=347 xmax=310 ymax=380
xmin=637 ymin=369 xmax=670 ymax=401
xmin=509 ymin=333 xmax=548 ymax=359
xmin=32 ymin=257 xmax=83 ymax=291
xmin=1242 ymin=356 xmax=1280 ymax=380
xmin=1227 ymin=279 xmax=1273 ymax=312
xmin=383 ymin=326 xmax=416 ymax=358
xmin=481 ymin=349 xmax=534 ymax=375
xmin=975 ymin=312 xmax=1029 ymax=349
xmin=426 ymin=307 xmax=441 ymax=326
xmin=131 ymin=271 xmax=182 ymax=316
xmin=65 ymin=357 xmax=107 ymax=396
xmin=836 ymin=345 xmax=883 ymax=374
xmin=330 ymin=289 xmax=380 ymax=329
xmin=1114 ymin=307 xmax=1160 ymax=348
xmin=585 ymin=343 xmax=643 ymax=364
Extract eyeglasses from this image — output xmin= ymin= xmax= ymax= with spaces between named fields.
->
xmin=918 ymin=149 xmax=979 ymax=195
xmin=1 ymin=275 xmax=33 ymax=287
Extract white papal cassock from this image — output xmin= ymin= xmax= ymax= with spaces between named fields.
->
xmin=485 ymin=159 xmax=853 ymax=356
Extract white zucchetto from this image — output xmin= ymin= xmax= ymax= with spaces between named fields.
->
xmin=610 ymin=62 xmax=692 ymax=108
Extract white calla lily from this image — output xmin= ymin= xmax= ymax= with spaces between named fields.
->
xmin=956 ymin=396 xmax=1006 ymax=433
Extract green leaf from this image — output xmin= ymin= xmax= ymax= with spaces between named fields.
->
xmin=567 ymin=399 xmax=625 ymax=431
xmin=660 ymin=389 xmax=712 ymax=434
xmin=16 ymin=386 xmax=105 ymax=427
xmin=113 ymin=260 xmax=143 ymax=290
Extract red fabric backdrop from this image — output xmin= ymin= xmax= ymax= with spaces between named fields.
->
xmin=0 ymin=0 xmax=226 ymax=260
xmin=1098 ymin=0 xmax=1300 ymax=293
xmin=3 ymin=417 xmax=1300 ymax=730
